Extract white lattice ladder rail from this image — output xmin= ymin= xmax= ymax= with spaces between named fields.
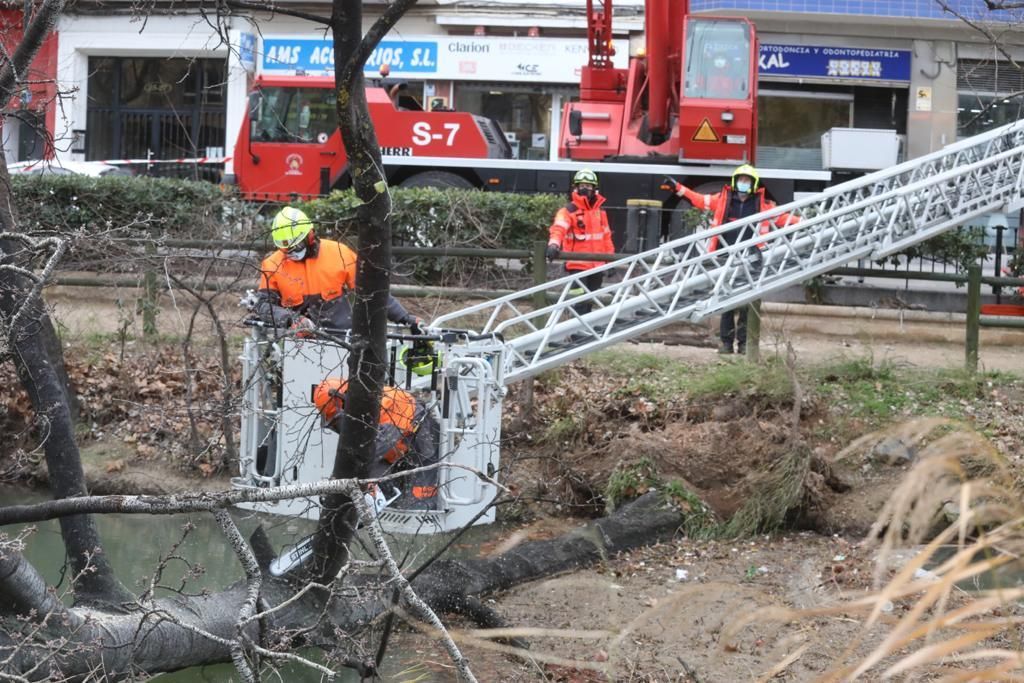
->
xmin=431 ymin=119 xmax=1024 ymax=385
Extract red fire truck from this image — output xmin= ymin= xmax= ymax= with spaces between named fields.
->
xmin=232 ymin=75 xmax=512 ymax=200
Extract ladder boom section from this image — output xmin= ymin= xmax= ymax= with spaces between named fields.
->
xmin=432 ymin=120 xmax=1024 ymax=385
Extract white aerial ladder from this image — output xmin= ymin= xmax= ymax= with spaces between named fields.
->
xmin=235 ymin=119 xmax=1024 ymax=535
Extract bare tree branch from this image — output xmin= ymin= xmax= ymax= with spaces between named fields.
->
xmin=213 ymin=509 xmax=260 ymax=683
xmin=0 ymin=462 xmax=502 ymax=525
xmin=983 ymin=0 xmax=1024 ymax=9
xmin=351 ymin=482 xmax=478 ymax=682
xmin=0 ymin=543 xmax=79 ymax=626
xmin=936 ymin=0 xmax=1024 ymax=71
xmin=221 ymin=0 xmax=331 ymax=25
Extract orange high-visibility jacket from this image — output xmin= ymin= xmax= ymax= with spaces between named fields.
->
xmin=547 ymin=191 xmax=615 ymax=271
xmin=326 ymin=380 xmax=421 ymax=465
xmin=258 ymin=238 xmax=356 ymax=307
xmin=678 ymin=185 xmax=799 ymax=251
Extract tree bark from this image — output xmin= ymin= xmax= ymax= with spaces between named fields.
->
xmin=0 ymin=0 xmax=128 ymax=606
xmin=309 ymin=0 xmax=419 ymax=583
xmin=0 ymin=281 xmax=130 ymax=604
xmin=0 ymin=493 xmax=679 ymax=680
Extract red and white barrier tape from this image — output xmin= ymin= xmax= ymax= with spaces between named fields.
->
xmin=96 ymin=156 xmax=232 ymax=165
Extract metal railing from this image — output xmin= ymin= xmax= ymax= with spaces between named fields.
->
xmin=47 ymin=239 xmax=1024 ymax=374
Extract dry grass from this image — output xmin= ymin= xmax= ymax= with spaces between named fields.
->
xmin=729 ymin=417 xmax=1024 ymax=681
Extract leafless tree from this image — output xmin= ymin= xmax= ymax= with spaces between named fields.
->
xmin=0 ymin=1 xmax=695 ymax=680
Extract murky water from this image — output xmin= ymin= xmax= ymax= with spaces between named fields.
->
xmin=2 ymin=485 xmax=501 ymax=681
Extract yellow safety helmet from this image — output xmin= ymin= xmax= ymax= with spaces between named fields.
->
xmin=731 ymin=164 xmax=759 ymax=191
xmin=400 ymin=342 xmax=440 ymax=377
xmin=271 ymin=207 xmax=314 ymax=251
xmin=573 ymin=168 xmax=599 ymax=187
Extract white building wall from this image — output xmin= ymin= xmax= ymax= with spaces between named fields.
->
xmin=2 ymin=119 xmax=19 ymax=162
xmin=53 ymin=11 xmax=443 ymax=172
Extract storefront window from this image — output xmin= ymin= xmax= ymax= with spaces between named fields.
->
xmin=757 ymin=91 xmax=852 ymax=169
xmin=86 ymin=56 xmax=226 ymax=166
xmin=251 ymin=86 xmax=337 ymax=143
xmin=684 ymin=19 xmax=752 ymax=100
xmin=454 ymin=86 xmax=552 ymax=159
xmin=957 ymin=93 xmax=1024 ymax=138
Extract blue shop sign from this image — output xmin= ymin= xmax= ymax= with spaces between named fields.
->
xmin=238 ymin=33 xmax=256 ymax=70
xmin=262 ymin=38 xmax=439 ymax=73
xmin=759 ymin=44 xmax=911 ymax=82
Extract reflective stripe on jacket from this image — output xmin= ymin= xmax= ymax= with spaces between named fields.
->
xmin=547 ymin=191 xmax=614 ymax=271
xmin=677 ymin=185 xmax=798 ymax=252
xmin=258 ymin=239 xmax=357 ymax=307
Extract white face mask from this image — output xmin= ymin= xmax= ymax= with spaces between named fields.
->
xmin=286 ymin=247 xmax=306 ymax=261
xmin=736 ymin=180 xmax=752 ymax=194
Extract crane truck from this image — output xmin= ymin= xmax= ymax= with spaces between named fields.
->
xmin=230 ymin=0 xmax=830 ymax=247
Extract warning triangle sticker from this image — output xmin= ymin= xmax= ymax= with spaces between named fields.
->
xmin=692 ymin=118 xmax=720 ymax=143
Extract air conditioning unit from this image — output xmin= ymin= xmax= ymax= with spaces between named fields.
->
xmin=822 ymin=128 xmax=900 ymax=171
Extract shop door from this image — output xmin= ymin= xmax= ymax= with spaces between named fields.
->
xmin=86 ymin=57 xmax=226 ymax=178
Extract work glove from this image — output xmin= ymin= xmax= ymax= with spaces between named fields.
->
xmin=664 ymin=176 xmax=684 ymax=197
xmin=545 ymin=244 xmax=560 ymax=262
xmin=405 ymin=316 xmax=423 ymax=336
xmin=291 ymin=316 xmax=316 ymax=338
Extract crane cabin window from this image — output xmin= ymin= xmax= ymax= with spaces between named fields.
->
xmin=684 ymin=20 xmax=752 ymax=101
xmin=250 ymin=86 xmax=337 ymax=144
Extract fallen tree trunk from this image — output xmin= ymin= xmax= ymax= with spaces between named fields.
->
xmin=0 ymin=493 xmax=680 ymax=679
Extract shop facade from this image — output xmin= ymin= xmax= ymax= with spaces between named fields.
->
xmin=753 ymin=38 xmax=912 ymax=171
xmin=52 ymin=13 xmax=246 ymax=173
xmin=42 ymin=1 xmax=1024 ymax=190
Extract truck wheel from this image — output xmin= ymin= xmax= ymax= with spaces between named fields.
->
xmin=400 ymin=171 xmax=475 ymax=189
xmin=668 ymin=181 xmax=721 ymax=242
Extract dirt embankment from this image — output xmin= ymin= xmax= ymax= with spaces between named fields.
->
xmin=6 ymin=291 xmax=1024 ymax=681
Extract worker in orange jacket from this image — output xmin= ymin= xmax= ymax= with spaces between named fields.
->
xmin=313 ymin=377 xmax=440 ymax=510
xmin=672 ymin=164 xmax=799 ymax=354
xmin=255 ymin=207 xmax=421 ymax=334
xmin=546 ymin=168 xmax=615 ymax=315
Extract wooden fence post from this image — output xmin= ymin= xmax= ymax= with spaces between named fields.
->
xmin=965 ymin=265 xmax=981 ymax=373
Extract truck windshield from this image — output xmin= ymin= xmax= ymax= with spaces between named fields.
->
xmin=250 ymin=86 xmax=337 ymax=144
xmin=684 ymin=20 xmax=752 ymax=101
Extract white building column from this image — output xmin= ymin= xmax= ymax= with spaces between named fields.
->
xmin=549 ymin=93 xmax=562 ymax=161
xmin=224 ymin=25 xmax=256 ymax=179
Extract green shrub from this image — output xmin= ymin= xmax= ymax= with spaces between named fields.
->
xmin=301 ymin=186 xmax=563 ymax=249
xmin=878 ymin=226 xmax=989 ymax=282
xmin=604 ymin=458 xmax=659 ymax=513
xmin=300 ymin=187 xmax=563 ymax=282
xmin=11 ymin=174 xmax=255 ymax=240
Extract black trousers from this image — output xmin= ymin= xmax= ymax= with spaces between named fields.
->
xmin=720 ymin=307 xmax=747 ymax=347
xmin=568 ymin=270 xmax=604 ymax=315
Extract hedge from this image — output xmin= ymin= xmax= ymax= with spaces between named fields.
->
xmin=300 ymin=187 xmax=563 ymax=250
xmin=10 ymin=174 xmax=254 ymax=240
xmin=10 ymin=175 xmax=563 ymax=248
xmin=9 ymin=173 xmax=995 ymax=284
xmin=8 ymin=175 xmax=564 ymax=284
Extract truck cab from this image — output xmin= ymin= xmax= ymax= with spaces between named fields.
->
xmin=233 ymin=75 xmax=511 ymax=200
